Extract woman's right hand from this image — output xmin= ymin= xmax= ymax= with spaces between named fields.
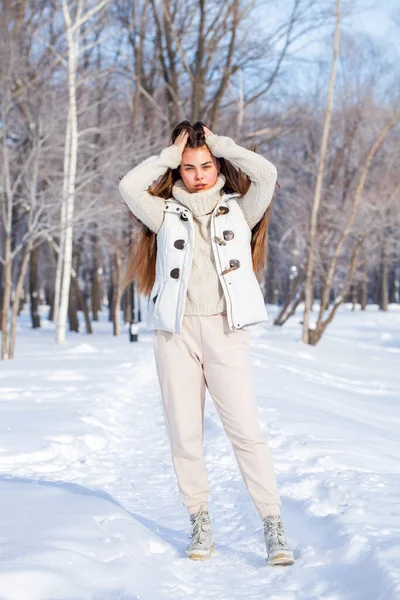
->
xmin=173 ymin=130 xmax=189 ymax=153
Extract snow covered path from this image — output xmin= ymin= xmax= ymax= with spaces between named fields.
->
xmin=0 ymin=306 xmax=399 ymax=600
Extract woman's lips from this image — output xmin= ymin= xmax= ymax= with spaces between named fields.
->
xmin=195 ymin=184 xmax=206 ymax=188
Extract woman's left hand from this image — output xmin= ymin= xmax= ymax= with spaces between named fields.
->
xmin=203 ymin=126 xmax=214 ymax=138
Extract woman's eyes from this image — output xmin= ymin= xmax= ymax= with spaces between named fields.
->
xmin=185 ymin=166 xmax=211 ymax=171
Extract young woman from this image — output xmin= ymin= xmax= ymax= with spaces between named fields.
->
xmin=118 ymin=121 xmax=294 ymax=566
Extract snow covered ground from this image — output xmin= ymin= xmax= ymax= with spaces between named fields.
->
xmin=0 ymin=304 xmax=399 ymax=600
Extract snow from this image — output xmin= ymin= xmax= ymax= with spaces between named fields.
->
xmin=0 ymin=304 xmax=399 ymax=600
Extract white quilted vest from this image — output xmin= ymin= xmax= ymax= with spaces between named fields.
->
xmin=147 ymin=193 xmax=268 ymax=334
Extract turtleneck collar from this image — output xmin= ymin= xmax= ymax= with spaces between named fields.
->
xmin=172 ymin=174 xmax=226 ymax=217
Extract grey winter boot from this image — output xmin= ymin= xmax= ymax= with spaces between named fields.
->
xmin=186 ymin=510 xmax=215 ymax=560
xmin=263 ymin=515 xmax=294 ymax=566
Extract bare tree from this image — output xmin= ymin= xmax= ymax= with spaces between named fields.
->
xmin=0 ymin=2 xmax=63 ymax=358
xmin=55 ymin=0 xmax=110 ymax=344
xmin=302 ymin=0 xmax=341 ymax=344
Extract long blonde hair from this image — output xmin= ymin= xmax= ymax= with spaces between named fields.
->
xmin=122 ymin=120 xmax=274 ymax=295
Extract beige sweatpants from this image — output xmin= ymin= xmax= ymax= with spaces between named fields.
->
xmin=153 ymin=314 xmax=281 ymax=520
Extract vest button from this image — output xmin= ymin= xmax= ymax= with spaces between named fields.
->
xmin=174 ymin=239 xmax=185 ymax=250
xmin=170 ymin=268 xmax=180 ymax=279
xmin=223 ymin=230 xmax=234 ymax=241
xmin=221 ymin=259 xmax=240 ymax=275
xmin=180 ymin=213 xmax=188 ymax=221
xmin=216 ymin=206 xmax=229 ymax=216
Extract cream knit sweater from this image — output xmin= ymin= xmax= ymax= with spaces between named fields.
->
xmin=118 ymin=134 xmax=277 ymax=316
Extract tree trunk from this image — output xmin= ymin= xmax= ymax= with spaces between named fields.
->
xmin=123 ymin=288 xmax=132 ymax=324
xmin=30 ymin=245 xmax=41 ymax=328
xmin=388 ymin=265 xmax=396 ymax=304
xmin=191 ymin=0 xmax=206 ymax=122
xmin=112 ymin=240 xmax=122 ymax=336
xmin=380 ymin=237 xmax=388 ymax=311
xmin=275 ymin=291 xmax=304 ymax=327
xmin=207 ymin=0 xmax=239 ymax=128
xmin=48 ymin=290 xmax=56 ymax=321
xmin=68 ymin=275 xmax=79 ymax=333
xmin=57 ymin=0 xmax=83 ymax=343
xmin=1 ymin=102 xmax=14 ymax=358
xmin=360 ymin=277 xmax=368 ymax=311
xmin=54 ymin=116 xmax=69 ymax=330
xmin=264 ymin=235 xmax=276 ymax=304
xmin=360 ymin=256 xmax=368 ymax=311
xmin=108 ymin=283 xmax=114 ymax=322
xmin=71 ymin=275 xmax=93 ymax=334
xmin=0 ymin=262 xmax=3 ymax=320
xmin=1 ymin=234 xmax=12 ymax=360
xmin=274 ymin=270 xmax=304 ymax=325
xmin=57 ymin=112 xmax=78 ymax=341
xmin=45 ymin=285 xmax=53 ymax=308
xmin=308 ymin=240 xmax=363 ymax=345
xmin=8 ymin=244 xmax=32 ymax=360
xmin=18 ymin=289 xmax=26 ymax=316
xmin=351 ymin=283 xmax=357 ymax=311
xmin=395 ymin=265 xmax=400 ymax=304
xmin=91 ymin=241 xmax=103 ymax=321
xmin=303 ymin=0 xmax=341 ymax=344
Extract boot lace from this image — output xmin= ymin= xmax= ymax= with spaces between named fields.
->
xmin=189 ymin=511 xmax=210 ymax=544
xmin=264 ymin=516 xmax=286 ymax=547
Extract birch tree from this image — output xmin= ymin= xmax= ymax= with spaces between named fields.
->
xmin=55 ymin=0 xmax=110 ymax=344
xmin=309 ymin=111 xmax=400 ymax=344
xmin=302 ymin=0 xmax=341 ymax=344
xmin=0 ymin=1 xmax=62 ymax=359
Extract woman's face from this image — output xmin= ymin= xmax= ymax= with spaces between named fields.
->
xmin=179 ymin=146 xmax=220 ymax=193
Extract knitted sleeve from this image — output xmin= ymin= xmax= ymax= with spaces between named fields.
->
xmin=118 ymin=145 xmax=182 ymax=233
xmin=205 ymin=134 xmax=277 ymax=229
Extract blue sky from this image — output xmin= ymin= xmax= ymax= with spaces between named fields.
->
xmin=253 ymin=1 xmax=399 ymax=108
xmin=257 ymin=0 xmax=399 ymax=62
xmin=351 ymin=0 xmax=398 ymax=46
